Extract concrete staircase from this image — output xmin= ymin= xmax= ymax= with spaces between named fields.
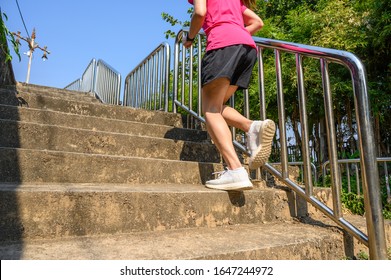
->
xmin=0 ymin=83 xmax=360 ymax=260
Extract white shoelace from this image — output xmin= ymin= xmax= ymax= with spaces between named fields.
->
xmin=211 ymin=170 xmax=228 ymax=179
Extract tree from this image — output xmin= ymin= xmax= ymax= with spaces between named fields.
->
xmin=161 ymin=8 xmax=192 ymax=39
xmin=358 ymin=0 xmax=391 ymax=156
xmin=0 ymin=10 xmax=20 ymax=63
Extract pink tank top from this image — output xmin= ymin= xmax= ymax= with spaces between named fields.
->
xmin=188 ymin=0 xmax=256 ymax=52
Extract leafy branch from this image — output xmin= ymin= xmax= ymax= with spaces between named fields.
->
xmin=0 ymin=11 xmax=21 ymax=62
xmin=161 ymin=7 xmax=192 ymax=39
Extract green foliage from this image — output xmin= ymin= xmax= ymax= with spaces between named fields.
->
xmin=310 ymin=0 xmax=367 ymax=51
xmin=161 ymin=8 xmax=192 ymax=39
xmin=321 ymin=155 xmax=391 ymax=219
xmin=341 ymin=191 xmax=365 ymax=215
xmin=380 ymin=180 xmax=391 ymax=220
xmin=257 ymin=0 xmax=319 ymax=21
xmin=357 ymin=0 xmax=391 ymax=152
xmin=343 ymin=178 xmax=391 ymax=219
xmin=352 ymin=248 xmax=391 ymax=260
xmin=0 ymin=11 xmax=21 ymax=62
xmin=356 ymin=250 xmax=369 ymax=260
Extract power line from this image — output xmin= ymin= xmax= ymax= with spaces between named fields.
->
xmin=15 ymin=0 xmax=30 ymax=38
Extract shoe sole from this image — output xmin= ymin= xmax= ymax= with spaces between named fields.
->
xmin=249 ymin=119 xmax=276 ymax=170
xmin=205 ymin=181 xmax=253 ymax=191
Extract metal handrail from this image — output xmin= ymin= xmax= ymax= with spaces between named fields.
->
xmin=173 ymin=29 xmax=387 ymax=259
xmin=64 ymin=78 xmax=82 ymax=92
xmin=123 ymin=43 xmax=171 ymax=111
xmin=94 ymin=59 xmax=122 ymax=105
xmin=256 ymin=38 xmax=387 ymax=259
xmin=80 ymin=59 xmax=96 ymax=93
xmin=64 ymin=58 xmax=121 ymax=105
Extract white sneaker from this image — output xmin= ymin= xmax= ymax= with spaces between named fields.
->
xmin=246 ymin=119 xmax=276 ymax=169
xmin=205 ymin=167 xmax=253 ymax=191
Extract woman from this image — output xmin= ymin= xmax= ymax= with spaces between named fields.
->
xmin=184 ymin=0 xmax=276 ymax=191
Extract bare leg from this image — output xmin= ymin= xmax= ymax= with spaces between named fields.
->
xmin=202 ymin=78 xmax=243 ymax=170
xmin=221 ymin=85 xmax=253 ymax=132
xmin=219 ymin=85 xmax=276 ymax=169
xmin=222 ymin=106 xmax=252 ymax=132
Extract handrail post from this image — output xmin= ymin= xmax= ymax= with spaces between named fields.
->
xmin=350 ymin=57 xmax=387 ymax=259
xmin=296 ymin=53 xmax=314 ymax=194
xmin=321 ymin=58 xmax=343 ymax=219
xmin=275 ymin=49 xmax=289 ymax=179
xmin=173 ymin=31 xmax=182 ymax=113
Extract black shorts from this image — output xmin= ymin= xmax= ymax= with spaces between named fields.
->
xmin=201 ymin=44 xmax=257 ymax=89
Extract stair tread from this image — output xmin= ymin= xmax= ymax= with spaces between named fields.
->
xmin=0 ymin=104 xmax=179 ymax=129
xmin=0 ymin=146 xmax=219 ymax=163
xmin=0 ymin=182 xmax=243 ymax=192
xmin=0 ymin=222 xmax=342 ymax=260
xmin=0 ymin=147 xmax=222 ymax=184
xmin=0 ymin=88 xmax=185 ymax=127
xmin=0 ymin=104 xmax=209 ymax=142
xmin=0 ymin=117 xmax=211 ymax=145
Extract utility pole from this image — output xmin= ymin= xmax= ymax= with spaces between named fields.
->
xmin=12 ymin=28 xmax=50 ymax=83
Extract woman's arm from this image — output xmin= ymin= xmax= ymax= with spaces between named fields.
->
xmin=243 ymin=8 xmax=264 ymax=35
xmin=184 ymin=0 xmax=206 ymax=48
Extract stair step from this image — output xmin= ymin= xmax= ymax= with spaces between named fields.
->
xmin=0 ymin=119 xmax=219 ymax=162
xmin=0 ymin=183 xmax=291 ymax=241
xmin=0 ymin=104 xmax=208 ymax=142
xmin=0 ymin=222 xmax=346 ymax=260
xmin=15 ymin=82 xmax=102 ymax=103
xmin=0 ymin=88 xmax=184 ymax=127
xmin=0 ymin=148 xmax=222 ymax=184
xmin=1 ymin=83 xmax=101 ymax=103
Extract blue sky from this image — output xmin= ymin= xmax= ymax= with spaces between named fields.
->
xmin=2 ymin=0 xmax=191 ymax=88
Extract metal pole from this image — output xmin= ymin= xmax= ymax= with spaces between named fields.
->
xmin=26 ymin=49 xmax=33 ymax=83
xmin=25 ymin=29 xmax=36 ymax=83
xmin=349 ymin=55 xmax=387 ymax=260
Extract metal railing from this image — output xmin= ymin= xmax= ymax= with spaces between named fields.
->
xmin=173 ymin=32 xmax=203 ymax=119
xmin=271 ymin=161 xmax=318 ymax=185
xmin=323 ymin=158 xmax=391 ymax=200
xmin=173 ymin=29 xmax=387 ymax=259
xmin=64 ymin=59 xmax=121 ymax=105
xmin=94 ymin=60 xmax=122 ymax=105
xmin=80 ymin=59 xmax=96 ymax=93
xmin=64 ymin=78 xmax=82 ymax=92
xmin=123 ymin=43 xmax=171 ymax=111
